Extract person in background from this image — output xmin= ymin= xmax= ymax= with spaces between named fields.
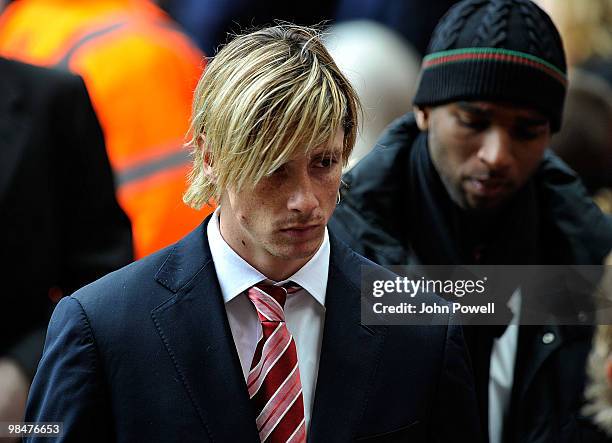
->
xmin=584 ymin=253 xmax=612 ymax=437
xmin=323 ymin=20 xmax=421 ymax=168
xmin=537 ymin=0 xmax=612 ymax=85
xmin=548 ymin=70 xmax=612 ymax=212
xmin=0 ymin=0 xmax=210 ymax=258
xmin=24 ymin=25 xmax=481 ymax=443
xmin=536 ymin=0 xmax=612 ymax=212
xmin=0 ymin=57 xmax=132 ymax=436
xmin=330 ymin=0 xmax=612 ymax=441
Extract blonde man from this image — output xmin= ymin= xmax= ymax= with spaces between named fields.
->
xmin=23 ymin=26 xmax=480 ymax=443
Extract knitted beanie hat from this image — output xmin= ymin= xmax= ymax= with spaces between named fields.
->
xmin=413 ymin=0 xmax=567 ymax=131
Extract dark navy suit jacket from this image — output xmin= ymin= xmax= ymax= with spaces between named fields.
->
xmin=25 ymin=217 xmax=481 ymax=442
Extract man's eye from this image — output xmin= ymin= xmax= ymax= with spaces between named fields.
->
xmin=458 ymin=118 xmax=488 ymax=131
xmin=314 ymin=157 xmax=337 ymax=168
xmin=513 ymin=127 xmax=544 ymax=141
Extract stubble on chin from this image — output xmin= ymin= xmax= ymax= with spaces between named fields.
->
xmin=267 ymin=233 xmax=323 ymax=261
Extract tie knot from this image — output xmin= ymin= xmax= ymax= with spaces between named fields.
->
xmin=247 ymin=283 xmax=301 ymax=323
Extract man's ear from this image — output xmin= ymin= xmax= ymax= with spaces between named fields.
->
xmin=414 ymin=106 xmax=430 ymax=131
xmin=606 ymin=358 xmax=612 ymax=386
xmin=199 ymin=134 xmax=216 ymax=183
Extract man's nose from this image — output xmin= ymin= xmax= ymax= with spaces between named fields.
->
xmin=287 ymin=172 xmax=318 ymax=214
xmin=477 ymin=128 xmax=513 ymax=173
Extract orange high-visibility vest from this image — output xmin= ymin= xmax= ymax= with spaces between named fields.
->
xmin=0 ymin=0 xmax=214 ymax=258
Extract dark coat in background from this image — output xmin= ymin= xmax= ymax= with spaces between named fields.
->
xmin=330 ymin=113 xmax=612 ymax=443
xmin=0 ymin=57 xmax=133 ymax=379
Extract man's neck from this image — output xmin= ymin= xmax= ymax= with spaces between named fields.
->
xmin=246 ymin=253 xmax=314 ymax=282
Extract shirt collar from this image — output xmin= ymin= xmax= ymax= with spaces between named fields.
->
xmin=207 ymin=209 xmax=328 ymax=307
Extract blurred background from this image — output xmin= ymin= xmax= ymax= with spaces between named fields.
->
xmin=0 ymin=0 xmax=611 ymax=435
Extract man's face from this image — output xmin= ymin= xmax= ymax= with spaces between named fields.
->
xmin=218 ymin=129 xmax=344 ymax=280
xmin=416 ymin=102 xmax=551 ymax=210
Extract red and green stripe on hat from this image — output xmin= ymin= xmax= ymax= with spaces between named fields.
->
xmin=422 ymin=47 xmax=567 ymax=87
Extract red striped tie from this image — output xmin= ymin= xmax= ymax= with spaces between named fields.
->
xmin=246 ymin=283 xmax=307 ymax=443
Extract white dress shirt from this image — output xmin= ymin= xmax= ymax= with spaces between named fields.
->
xmin=489 ymin=289 xmax=522 ymax=443
xmin=207 ymin=209 xmax=327 ymax=429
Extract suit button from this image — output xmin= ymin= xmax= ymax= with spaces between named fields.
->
xmin=542 ymin=332 xmax=555 ymax=344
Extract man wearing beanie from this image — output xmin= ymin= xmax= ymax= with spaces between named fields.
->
xmin=331 ymin=0 xmax=612 ymax=442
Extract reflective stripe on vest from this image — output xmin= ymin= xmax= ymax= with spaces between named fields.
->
xmin=54 ymin=21 xmax=127 ymax=70
xmin=115 ymin=149 xmax=191 ymax=187
xmin=53 ymin=20 xmax=193 ymax=189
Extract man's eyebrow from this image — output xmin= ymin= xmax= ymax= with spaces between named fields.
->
xmin=456 ymin=102 xmax=490 ymax=116
xmin=516 ymin=116 xmax=549 ymax=126
xmin=312 ymin=146 xmax=343 ymax=156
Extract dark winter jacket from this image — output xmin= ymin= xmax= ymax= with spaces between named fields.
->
xmin=330 ymin=113 xmax=612 ymax=443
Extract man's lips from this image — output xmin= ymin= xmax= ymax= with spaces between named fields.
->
xmin=280 ymin=224 xmax=321 ymax=231
xmin=279 ymin=224 xmax=322 ymax=238
xmin=464 ymin=177 xmax=509 ymax=197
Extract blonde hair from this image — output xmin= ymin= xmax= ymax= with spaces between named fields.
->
xmin=584 ymin=253 xmax=612 ymax=436
xmin=542 ymin=0 xmax=612 ymax=65
xmin=184 ymin=24 xmax=361 ymax=209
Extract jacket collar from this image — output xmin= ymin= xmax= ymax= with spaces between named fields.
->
xmin=307 ymin=235 xmax=387 ymax=442
xmin=152 ymin=217 xmax=259 ymax=441
xmin=151 ymin=216 xmax=387 ymax=440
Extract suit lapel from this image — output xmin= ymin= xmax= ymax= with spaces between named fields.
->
xmin=514 ymin=325 xmax=563 ymax=402
xmin=151 ymin=219 xmax=259 ymax=442
xmin=502 ymin=324 xmax=563 ymax=442
xmin=0 ymin=58 xmax=27 ymax=202
xmin=308 ymin=237 xmax=387 ymax=442
xmin=151 ymin=224 xmax=386 ymax=441
xmin=513 ymin=324 xmax=593 ymax=403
